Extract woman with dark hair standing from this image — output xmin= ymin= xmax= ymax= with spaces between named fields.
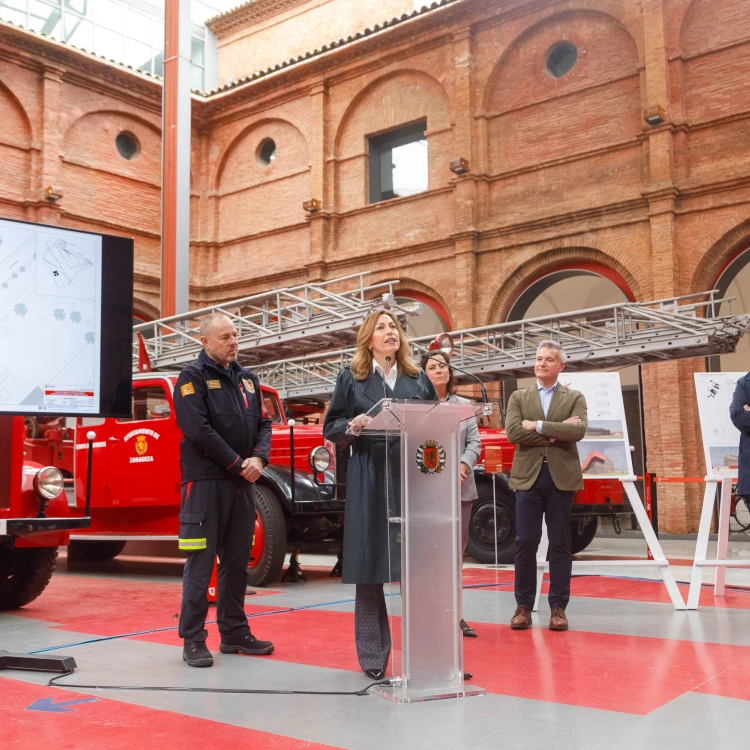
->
xmin=422 ymin=351 xmax=482 ymax=638
xmin=323 ymin=311 xmax=437 ymax=680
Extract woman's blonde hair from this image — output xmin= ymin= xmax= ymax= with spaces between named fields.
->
xmin=349 ymin=310 xmax=419 ymax=381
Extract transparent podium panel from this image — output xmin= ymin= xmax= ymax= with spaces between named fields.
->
xmin=352 ymin=398 xmax=493 ymax=703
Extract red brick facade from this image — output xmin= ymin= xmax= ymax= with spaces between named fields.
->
xmin=1 ymin=0 xmax=749 ymax=531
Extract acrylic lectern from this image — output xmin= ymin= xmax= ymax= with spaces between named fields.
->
xmin=351 ymin=397 xmax=493 ymax=703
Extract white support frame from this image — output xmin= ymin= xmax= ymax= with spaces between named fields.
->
xmin=686 ymin=476 xmax=748 ymax=609
xmin=533 ymin=477 xmax=686 ymax=611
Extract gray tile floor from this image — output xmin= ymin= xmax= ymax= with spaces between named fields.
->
xmin=2 ymin=535 xmax=750 ymax=749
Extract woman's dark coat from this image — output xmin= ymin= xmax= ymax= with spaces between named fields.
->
xmin=323 ymin=366 xmax=437 ymax=584
xmin=730 ymin=372 xmax=750 ymax=498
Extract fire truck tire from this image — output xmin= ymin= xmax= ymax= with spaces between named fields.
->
xmin=464 ymin=484 xmax=516 ymax=565
xmin=67 ymin=540 xmax=127 ymax=563
xmin=570 ymin=516 xmax=599 ymax=555
xmin=0 ymin=546 xmax=58 ymax=610
xmin=247 ymin=485 xmax=287 ymax=587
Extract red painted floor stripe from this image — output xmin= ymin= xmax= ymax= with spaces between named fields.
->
xmin=0 ymin=676 xmax=342 ymax=749
xmin=692 ymin=656 xmax=750 ymax=701
xmin=127 ymin=607 xmax=750 ymax=715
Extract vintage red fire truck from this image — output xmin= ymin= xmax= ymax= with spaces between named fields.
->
xmin=14 ymin=372 xmax=627 ymax=597
xmin=0 ymin=416 xmax=91 ymax=610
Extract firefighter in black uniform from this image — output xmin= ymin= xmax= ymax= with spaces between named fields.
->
xmin=173 ymin=312 xmax=274 ymax=667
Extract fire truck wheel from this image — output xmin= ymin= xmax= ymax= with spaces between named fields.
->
xmin=67 ymin=540 xmax=127 ymax=563
xmin=464 ymin=483 xmax=516 ymax=565
xmin=0 ymin=546 xmax=58 ymax=610
xmin=247 ymin=485 xmax=287 ymax=587
xmin=570 ymin=516 xmax=599 ymax=555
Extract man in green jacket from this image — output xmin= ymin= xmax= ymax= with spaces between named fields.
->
xmin=505 ymin=340 xmax=587 ymax=632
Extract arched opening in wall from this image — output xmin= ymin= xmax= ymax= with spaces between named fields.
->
xmin=394 ymin=293 xmax=449 ymax=339
xmin=503 ymin=268 xmax=646 ymax=494
xmin=709 ymin=245 xmax=750 ymax=372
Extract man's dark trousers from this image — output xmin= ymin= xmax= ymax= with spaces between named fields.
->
xmin=514 ymin=462 xmax=575 ymax=609
xmin=178 ymin=479 xmax=254 ymax=643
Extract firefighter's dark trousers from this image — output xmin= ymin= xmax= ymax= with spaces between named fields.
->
xmin=178 ymin=479 xmax=255 ymax=643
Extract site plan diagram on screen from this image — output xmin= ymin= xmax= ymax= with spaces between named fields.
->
xmin=0 ymin=220 xmax=102 ymax=414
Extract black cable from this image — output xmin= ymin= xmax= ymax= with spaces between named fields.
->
xmin=48 ymin=671 xmax=393 ymax=697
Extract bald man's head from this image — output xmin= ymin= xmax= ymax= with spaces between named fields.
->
xmin=200 ymin=313 xmax=238 ymax=368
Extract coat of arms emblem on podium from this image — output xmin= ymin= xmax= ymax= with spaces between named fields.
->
xmin=416 ymin=439 xmax=447 ymax=475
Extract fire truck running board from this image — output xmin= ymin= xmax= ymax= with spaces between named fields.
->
xmin=255 ymin=290 xmax=750 ymax=400
xmin=134 ymin=273 xmax=416 ymax=371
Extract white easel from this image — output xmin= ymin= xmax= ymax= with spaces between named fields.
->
xmin=686 ymin=475 xmax=747 ymax=609
xmin=688 ymin=372 xmax=748 ymax=609
xmin=533 ymin=476 xmax=686 ymax=611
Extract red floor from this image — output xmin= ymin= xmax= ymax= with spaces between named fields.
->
xmin=9 ymin=572 xmax=750 ymax=716
xmin=2 ymin=678 xmax=342 ymax=750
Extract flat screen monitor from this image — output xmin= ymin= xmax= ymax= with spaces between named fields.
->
xmin=0 ymin=217 xmax=133 ymax=417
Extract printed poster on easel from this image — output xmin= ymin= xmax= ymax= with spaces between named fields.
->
xmin=694 ymin=372 xmax=744 ymax=478
xmin=557 ymin=371 xmax=635 ymax=479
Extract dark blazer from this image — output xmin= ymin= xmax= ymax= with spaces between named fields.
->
xmin=729 ymin=373 xmax=750 ymax=498
xmin=323 ymin=365 xmax=437 ymax=584
xmin=505 ymin=383 xmax=587 ymax=492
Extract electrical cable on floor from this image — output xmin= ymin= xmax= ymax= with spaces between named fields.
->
xmin=46 ymin=671 xmax=395 ymax=697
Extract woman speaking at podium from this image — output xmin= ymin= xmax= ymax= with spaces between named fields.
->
xmin=323 ymin=310 xmax=437 ymax=680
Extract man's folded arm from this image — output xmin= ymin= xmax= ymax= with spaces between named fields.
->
xmin=540 ymin=393 xmax=588 ymax=442
xmin=504 ymin=392 xmax=552 ymax=446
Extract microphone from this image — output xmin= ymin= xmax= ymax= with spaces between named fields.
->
xmin=381 ymin=356 xmax=392 ymax=401
xmin=425 ymin=354 xmax=489 ymax=405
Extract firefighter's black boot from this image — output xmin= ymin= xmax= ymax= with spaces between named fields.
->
xmin=219 ymin=633 xmax=274 ymax=655
xmin=183 ymin=641 xmax=213 ymax=667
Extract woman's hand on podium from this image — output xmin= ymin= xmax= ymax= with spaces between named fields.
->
xmin=348 ymin=414 xmax=373 ymax=432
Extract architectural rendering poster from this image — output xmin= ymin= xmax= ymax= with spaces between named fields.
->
xmin=694 ymin=372 xmax=744 ymax=479
xmin=558 ymin=371 xmax=634 ymax=479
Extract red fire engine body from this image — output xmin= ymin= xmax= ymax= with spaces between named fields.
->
xmin=14 ymin=372 xmax=628 ymax=597
xmin=0 ymin=417 xmax=90 ymax=610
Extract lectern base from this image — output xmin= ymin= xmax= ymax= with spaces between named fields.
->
xmin=374 ymin=681 xmax=486 ymax=704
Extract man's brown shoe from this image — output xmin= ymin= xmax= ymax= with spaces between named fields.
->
xmin=549 ymin=608 xmax=568 ymax=631
xmin=510 ymin=605 xmax=532 ymax=630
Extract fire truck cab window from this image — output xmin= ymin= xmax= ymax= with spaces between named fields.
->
xmin=263 ymin=395 xmax=283 ymax=424
xmin=118 ymin=384 xmax=171 ymax=423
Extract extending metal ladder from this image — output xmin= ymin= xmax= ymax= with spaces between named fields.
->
xmin=133 ymin=273 xmax=416 ymax=371
xmin=253 ymin=291 xmax=750 ymax=400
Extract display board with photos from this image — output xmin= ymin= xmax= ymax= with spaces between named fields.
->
xmin=556 ymin=371 xmax=635 ymax=479
xmin=694 ymin=372 xmax=744 ymax=479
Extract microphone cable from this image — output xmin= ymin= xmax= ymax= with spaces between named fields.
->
xmin=47 ymin=670 xmax=396 ymax=697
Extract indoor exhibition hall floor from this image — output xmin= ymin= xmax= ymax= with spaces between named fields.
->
xmin=3 ymin=536 xmax=750 ymax=749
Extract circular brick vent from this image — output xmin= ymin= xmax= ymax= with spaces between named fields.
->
xmin=115 ymin=131 xmax=139 ymax=160
xmin=546 ymin=42 xmax=578 ymax=78
xmin=257 ymin=138 xmax=277 ymax=166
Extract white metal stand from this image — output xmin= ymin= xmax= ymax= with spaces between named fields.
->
xmin=686 ymin=476 xmax=747 ymax=609
xmin=533 ymin=477 xmax=686 ymax=611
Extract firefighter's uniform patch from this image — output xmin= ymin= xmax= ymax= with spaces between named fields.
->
xmin=206 ymin=379 xmax=221 ymax=389
xmin=181 ymin=382 xmax=195 ymax=397
xmin=243 ymin=379 xmax=255 ymax=394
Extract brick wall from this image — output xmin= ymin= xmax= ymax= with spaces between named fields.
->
xmin=1 ymin=0 xmax=750 ymax=531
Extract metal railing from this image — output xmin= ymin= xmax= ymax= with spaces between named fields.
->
xmin=254 ymin=290 xmax=750 ymax=399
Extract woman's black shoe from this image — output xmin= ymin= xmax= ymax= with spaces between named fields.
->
xmin=460 ymin=619 xmax=477 ymax=638
xmin=365 ymin=668 xmax=385 ymax=680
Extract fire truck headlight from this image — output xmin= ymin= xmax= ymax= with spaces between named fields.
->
xmin=34 ymin=466 xmax=64 ymax=500
xmin=309 ymin=446 xmax=331 ymax=473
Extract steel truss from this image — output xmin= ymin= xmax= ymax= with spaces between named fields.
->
xmin=133 ymin=273 xmax=415 ymax=371
xmin=254 ymin=291 xmax=750 ymax=400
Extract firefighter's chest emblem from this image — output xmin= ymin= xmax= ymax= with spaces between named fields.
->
xmin=416 ymin=439 xmax=447 ymax=475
